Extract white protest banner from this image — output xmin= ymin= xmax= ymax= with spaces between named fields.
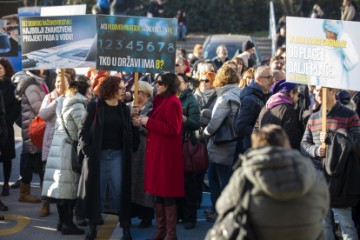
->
xmin=286 ymin=17 xmax=360 ymax=91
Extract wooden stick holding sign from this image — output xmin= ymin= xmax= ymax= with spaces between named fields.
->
xmin=321 ymin=87 xmax=327 ymax=148
xmin=60 ymin=69 xmax=66 ymax=95
xmin=132 ymin=72 xmax=139 ymax=118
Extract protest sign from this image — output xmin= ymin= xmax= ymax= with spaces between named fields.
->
xmin=0 ymin=1 xmax=19 ymax=57
xmin=96 ymin=15 xmax=177 ymax=73
xmin=20 ymin=15 xmax=96 ymax=70
xmin=286 ymin=17 xmax=360 ymax=91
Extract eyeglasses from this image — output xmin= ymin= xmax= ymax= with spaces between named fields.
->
xmin=200 ymin=79 xmax=210 ymax=83
xmin=156 ymin=80 xmax=164 ymax=86
xmin=118 ymin=87 xmax=126 ymax=92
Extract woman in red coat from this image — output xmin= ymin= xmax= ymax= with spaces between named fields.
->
xmin=139 ymin=72 xmax=184 ymax=240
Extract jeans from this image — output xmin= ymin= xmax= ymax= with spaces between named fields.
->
xmin=207 ymin=162 xmax=232 ymax=211
xmin=178 ymin=24 xmax=187 ymax=40
xmin=99 ymin=149 xmax=123 ymax=213
xmin=324 ymin=207 xmax=358 ymax=240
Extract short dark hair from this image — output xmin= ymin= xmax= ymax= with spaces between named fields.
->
xmin=98 ymin=76 xmax=123 ymax=100
xmin=0 ymin=58 xmax=15 ymax=79
xmin=156 ymin=72 xmax=180 ymax=97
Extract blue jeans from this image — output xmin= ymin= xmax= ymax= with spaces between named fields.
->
xmin=207 ymin=162 xmax=232 ymax=211
xmin=178 ymin=24 xmax=187 ymax=40
xmin=99 ymin=149 xmax=123 ymax=212
xmin=324 ymin=207 xmax=358 ymax=240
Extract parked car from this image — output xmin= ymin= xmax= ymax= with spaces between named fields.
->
xmin=202 ymin=34 xmax=261 ymax=66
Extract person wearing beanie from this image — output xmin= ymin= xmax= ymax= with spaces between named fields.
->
xmin=255 ymin=79 xmax=302 ymax=149
xmin=241 ymin=40 xmax=256 ymax=68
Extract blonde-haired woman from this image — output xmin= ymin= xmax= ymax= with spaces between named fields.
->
xmin=202 ymin=65 xmax=241 ymax=222
xmin=239 ymin=68 xmax=255 ymax=89
xmin=38 ymin=73 xmax=70 ymax=218
xmin=42 ymin=81 xmax=91 ymax=235
xmin=131 ymin=81 xmax=155 ymax=228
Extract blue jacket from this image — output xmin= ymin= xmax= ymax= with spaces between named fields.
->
xmin=234 ymin=80 xmax=267 ymax=153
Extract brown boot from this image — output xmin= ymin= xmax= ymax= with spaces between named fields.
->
xmin=38 ymin=199 xmax=50 ymax=217
xmin=19 ymin=183 xmax=41 ymax=203
xmin=147 ymin=204 xmax=166 ymax=240
xmin=164 ymin=205 xmax=177 ymax=240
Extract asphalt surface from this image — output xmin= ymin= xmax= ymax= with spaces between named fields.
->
xmin=0 ymin=125 xmax=214 ymax=239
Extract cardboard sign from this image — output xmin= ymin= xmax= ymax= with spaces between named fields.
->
xmin=286 ymin=17 xmax=360 ymax=91
xmin=96 ymin=15 xmax=177 ymax=73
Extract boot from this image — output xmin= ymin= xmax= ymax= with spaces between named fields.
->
xmin=84 ymin=224 xmax=97 ymax=240
xmin=38 ymin=199 xmax=50 ymax=217
xmin=121 ymin=220 xmax=133 ymax=240
xmin=0 ymin=199 xmax=8 ymax=211
xmin=56 ymin=203 xmax=64 ymax=231
xmin=2 ymin=183 xmax=9 ymax=196
xmin=164 ymin=205 xmax=177 ymax=240
xmin=61 ymin=200 xmax=85 ymax=235
xmin=147 ymin=204 xmax=166 ymax=240
xmin=19 ymin=183 xmax=41 ymax=203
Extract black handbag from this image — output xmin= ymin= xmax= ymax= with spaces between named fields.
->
xmin=213 ymin=101 xmax=239 ymax=145
xmin=61 ymin=114 xmax=82 ymax=174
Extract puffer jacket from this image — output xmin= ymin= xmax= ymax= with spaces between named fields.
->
xmin=18 ymin=72 xmax=48 ymax=154
xmin=204 ymin=84 xmax=241 ymax=166
xmin=214 ymin=147 xmax=329 ymax=240
xmin=42 ymin=93 xmax=88 ymax=199
xmin=39 ymin=90 xmax=59 ymax=161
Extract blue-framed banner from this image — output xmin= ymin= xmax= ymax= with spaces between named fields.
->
xmin=286 ymin=17 xmax=360 ymax=91
xmin=96 ymin=15 xmax=177 ymax=73
xmin=0 ymin=1 xmax=19 ymax=57
xmin=19 ymin=15 xmax=96 ymax=70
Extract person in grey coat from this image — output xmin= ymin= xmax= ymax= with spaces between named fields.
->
xmin=37 ymin=73 xmax=70 ymax=218
xmin=42 ymin=81 xmax=90 ymax=235
xmin=202 ymin=64 xmax=241 ymax=222
xmin=16 ymin=71 xmax=48 ymax=204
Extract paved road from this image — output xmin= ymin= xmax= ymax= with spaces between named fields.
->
xmin=0 ymin=124 xmax=213 ymax=239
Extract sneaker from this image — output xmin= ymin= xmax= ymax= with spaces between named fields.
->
xmin=205 ymin=212 xmax=217 ymax=222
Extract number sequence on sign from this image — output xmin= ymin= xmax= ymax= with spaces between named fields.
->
xmin=99 ymin=39 xmax=175 ymax=53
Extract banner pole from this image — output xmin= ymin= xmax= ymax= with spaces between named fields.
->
xmin=321 ymin=87 xmax=327 ymax=148
xmin=133 ymin=72 xmax=139 ymax=107
xmin=60 ymin=69 xmax=65 ymax=95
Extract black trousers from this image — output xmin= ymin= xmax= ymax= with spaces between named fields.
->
xmin=20 ymin=153 xmax=43 ymax=184
xmin=177 ymin=173 xmax=204 ymax=223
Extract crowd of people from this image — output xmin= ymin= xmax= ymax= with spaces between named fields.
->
xmin=1 ymin=2 xmax=360 ymax=238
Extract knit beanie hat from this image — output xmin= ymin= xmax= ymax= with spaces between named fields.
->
xmin=271 ymin=79 xmax=297 ymax=94
xmin=236 ymin=52 xmax=250 ymax=68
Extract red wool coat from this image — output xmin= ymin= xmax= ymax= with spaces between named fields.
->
xmin=144 ymin=94 xmax=185 ymax=198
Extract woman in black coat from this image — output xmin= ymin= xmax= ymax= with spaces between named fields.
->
xmin=0 ymin=58 xmax=21 ymax=197
xmin=77 ymin=76 xmax=137 ymax=240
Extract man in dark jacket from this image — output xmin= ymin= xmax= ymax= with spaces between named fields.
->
xmin=255 ymin=79 xmax=302 ymax=149
xmin=234 ymin=66 xmax=272 ymax=154
xmin=301 ymin=87 xmax=360 ymax=240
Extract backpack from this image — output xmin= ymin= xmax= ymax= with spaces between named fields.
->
xmin=205 ymin=175 xmax=255 ymax=240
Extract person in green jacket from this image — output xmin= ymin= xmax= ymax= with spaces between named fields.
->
xmin=176 ymin=73 xmax=201 ymax=229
